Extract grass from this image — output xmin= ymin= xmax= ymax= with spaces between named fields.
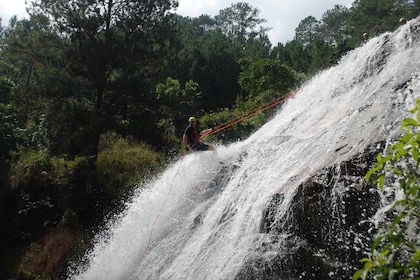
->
xmin=20 ymin=228 xmax=84 ymax=279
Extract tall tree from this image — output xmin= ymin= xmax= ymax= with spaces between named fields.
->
xmin=13 ymin=0 xmax=180 ymax=155
xmin=238 ymin=58 xmax=302 ymax=99
xmin=319 ymin=5 xmax=350 ymax=46
xmin=294 ymin=16 xmax=320 ymax=46
xmin=192 ymin=14 xmax=217 ymax=32
xmin=238 ymin=32 xmax=271 ymax=72
xmin=215 ymin=2 xmax=269 ymax=44
xmin=283 ymin=40 xmax=310 ymax=74
xmin=306 ymin=37 xmax=335 ymax=75
xmin=165 ymin=16 xmax=242 ymax=111
xmin=195 ymin=29 xmax=242 ymax=109
xmin=28 ymin=0 xmax=178 ymax=111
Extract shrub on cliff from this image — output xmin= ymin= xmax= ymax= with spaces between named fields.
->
xmin=96 ymin=132 xmax=161 ymax=191
xmin=354 ymin=99 xmax=420 ymax=279
xmin=6 ymin=132 xmax=162 ymax=278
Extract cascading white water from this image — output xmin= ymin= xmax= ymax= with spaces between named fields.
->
xmin=70 ymin=18 xmax=420 ymax=280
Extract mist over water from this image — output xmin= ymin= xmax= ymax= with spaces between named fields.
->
xmin=71 ymin=18 xmax=420 ymax=280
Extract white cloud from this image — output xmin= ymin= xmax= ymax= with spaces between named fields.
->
xmin=0 ymin=0 xmax=28 ymax=24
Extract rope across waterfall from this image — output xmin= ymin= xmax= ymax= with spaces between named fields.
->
xmin=200 ymin=89 xmax=299 ymax=140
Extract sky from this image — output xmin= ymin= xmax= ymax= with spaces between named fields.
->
xmin=1 ymin=0 xmax=354 ymax=44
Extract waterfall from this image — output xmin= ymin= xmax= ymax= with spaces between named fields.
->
xmin=70 ymin=18 xmax=420 ymax=280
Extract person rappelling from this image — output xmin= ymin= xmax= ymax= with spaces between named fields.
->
xmin=362 ymin=32 xmax=369 ymax=45
xmin=399 ymin=17 xmax=407 ymax=25
xmin=183 ymin=116 xmax=213 ymax=152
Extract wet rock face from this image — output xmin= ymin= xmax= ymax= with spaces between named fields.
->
xmin=237 ymin=143 xmax=384 ymax=280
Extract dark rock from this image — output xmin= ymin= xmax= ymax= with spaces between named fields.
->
xmin=236 ymin=142 xmax=384 ymax=280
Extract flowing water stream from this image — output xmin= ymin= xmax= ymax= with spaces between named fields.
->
xmin=70 ymin=18 xmax=420 ymax=280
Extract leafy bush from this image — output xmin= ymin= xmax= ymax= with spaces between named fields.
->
xmin=6 ymin=133 xmax=163 ymax=279
xmin=238 ymin=59 xmax=304 ymax=98
xmin=353 ymin=99 xmax=420 ymax=279
xmin=9 ymin=149 xmax=53 ymax=190
xmin=96 ymin=132 xmax=161 ymax=190
xmin=9 ymin=133 xmax=161 ymax=229
xmin=9 ymin=150 xmax=90 ymax=232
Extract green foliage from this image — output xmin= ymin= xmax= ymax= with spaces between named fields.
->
xmin=238 ymin=34 xmax=271 ymax=69
xmin=283 ymin=40 xmax=311 ymax=73
xmin=354 ymin=99 xmax=420 ymax=279
xmin=8 ymin=132 xmax=162 ymax=255
xmin=59 ymin=209 xmax=79 ymax=228
xmin=27 ymin=0 xmax=178 ymax=111
xmin=199 ymin=108 xmax=236 ymax=143
xmin=294 ymin=16 xmax=320 ymax=46
xmin=199 ymin=107 xmax=251 ymax=143
xmin=215 ymin=2 xmax=269 ymax=42
xmin=156 ymin=77 xmax=201 ymax=112
xmin=306 ymin=37 xmax=336 ymax=75
xmin=96 ymin=132 xmax=161 ymax=189
xmin=169 ymin=26 xmax=243 ymax=110
xmin=0 ymin=77 xmax=23 ymax=167
xmin=0 ymin=76 xmax=14 ymax=103
xmin=320 ymin=5 xmax=349 ymax=46
xmin=9 ymin=149 xmax=52 ymax=190
xmin=154 ymin=77 xmax=202 ymax=151
xmin=238 ymin=58 xmax=303 ymax=98
xmin=289 ymin=7 xmax=347 ymax=74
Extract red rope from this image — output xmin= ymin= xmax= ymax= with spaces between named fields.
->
xmin=201 ymin=89 xmax=298 ymax=140
xmin=128 ymin=153 xmax=186 ymax=280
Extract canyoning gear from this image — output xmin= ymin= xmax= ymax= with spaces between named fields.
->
xmin=183 ymin=117 xmax=213 ymax=152
xmin=361 ymin=33 xmax=369 ymax=45
xmin=184 ymin=125 xmax=198 ymax=147
xmin=183 ymin=125 xmax=211 ymax=151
